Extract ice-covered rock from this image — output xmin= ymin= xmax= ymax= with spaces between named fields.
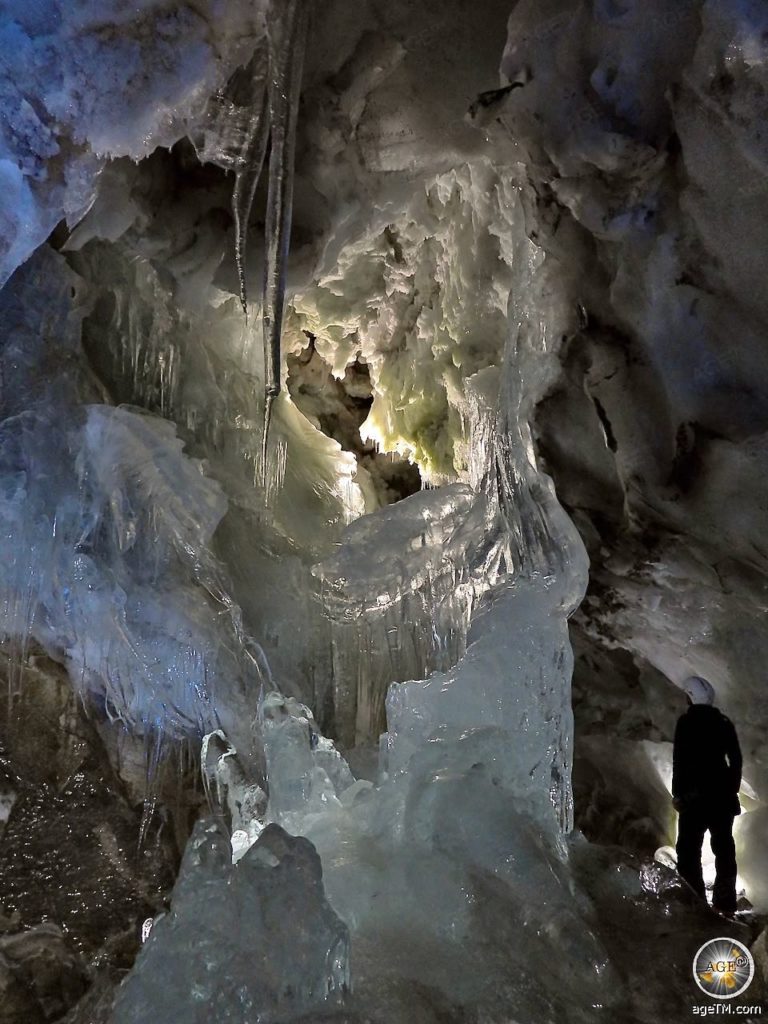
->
xmin=0 ymin=0 xmax=265 ymax=289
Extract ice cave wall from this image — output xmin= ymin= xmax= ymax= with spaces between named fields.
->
xmin=488 ymin=0 xmax=768 ymax=895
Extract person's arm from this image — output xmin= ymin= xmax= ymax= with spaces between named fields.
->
xmin=723 ymin=716 xmax=742 ymax=793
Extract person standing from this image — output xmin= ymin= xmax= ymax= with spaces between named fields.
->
xmin=672 ymin=676 xmax=742 ymax=916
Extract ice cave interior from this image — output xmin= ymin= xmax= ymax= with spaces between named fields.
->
xmin=1 ymin=1 xmax=768 ymax=1022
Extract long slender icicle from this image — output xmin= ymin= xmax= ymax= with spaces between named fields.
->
xmin=232 ymin=74 xmax=270 ymax=317
xmin=261 ymin=0 xmax=309 ymax=467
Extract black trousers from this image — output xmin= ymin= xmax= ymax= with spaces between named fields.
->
xmin=676 ymin=803 xmax=737 ymax=913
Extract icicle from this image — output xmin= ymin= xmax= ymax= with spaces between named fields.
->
xmin=261 ymin=0 xmax=309 ymax=461
xmin=264 ymin=435 xmax=287 ymax=505
xmin=261 ymin=389 xmax=276 ymax=473
xmin=139 ymin=725 xmax=166 ymax=850
xmin=232 ymin=81 xmax=270 ymax=317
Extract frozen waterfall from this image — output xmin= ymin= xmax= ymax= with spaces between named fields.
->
xmin=102 ymin=184 xmax=614 ymax=1022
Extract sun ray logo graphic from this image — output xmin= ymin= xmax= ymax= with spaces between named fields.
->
xmin=693 ymin=937 xmax=754 ymax=999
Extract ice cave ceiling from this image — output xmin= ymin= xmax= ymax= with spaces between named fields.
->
xmin=1 ymin=1 xmax=768 ymax=1022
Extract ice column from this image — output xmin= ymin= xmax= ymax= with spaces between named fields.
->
xmin=314 ymin=263 xmax=588 ymax=832
xmin=384 ymin=323 xmax=589 ymax=832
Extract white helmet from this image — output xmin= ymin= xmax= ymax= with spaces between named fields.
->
xmin=683 ymin=675 xmax=715 ymax=705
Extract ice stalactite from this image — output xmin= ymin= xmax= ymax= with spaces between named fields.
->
xmin=113 ymin=260 xmax=181 ymax=419
xmin=192 ymin=1 xmax=310 ymax=473
xmin=261 ymin=0 xmax=310 ymax=467
xmin=232 ymin=48 xmax=271 ymax=317
xmin=219 ymin=1 xmax=310 ymax=469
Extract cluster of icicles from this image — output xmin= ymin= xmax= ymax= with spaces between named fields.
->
xmin=199 ymin=0 xmax=309 ymax=462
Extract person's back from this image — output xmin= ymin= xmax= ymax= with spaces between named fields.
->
xmin=673 ymin=703 xmax=741 ymax=806
xmin=672 ymin=676 xmax=742 ymax=916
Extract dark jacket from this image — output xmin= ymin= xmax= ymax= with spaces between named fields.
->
xmin=672 ymin=704 xmax=742 ymax=813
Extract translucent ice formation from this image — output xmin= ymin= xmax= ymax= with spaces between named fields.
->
xmin=111 ymin=819 xmax=350 ymax=1024
xmin=241 ymin=343 xmax=609 ymax=1015
xmin=201 ymin=729 xmax=267 ymax=857
xmin=313 ymin=482 xmax=489 ymax=745
xmin=108 ymin=156 xmax=614 ymax=1021
xmin=263 ymin=161 xmax=620 ymax=1017
xmin=259 ymin=692 xmax=355 ymax=832
xmin=0 ymin=250 xmax=267 ymax=775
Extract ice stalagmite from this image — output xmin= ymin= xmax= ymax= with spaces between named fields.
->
xmin=111 ymin=819 xmax=350 ymax=1024
xmin=261 ymin=0 xmax=309 ymax=465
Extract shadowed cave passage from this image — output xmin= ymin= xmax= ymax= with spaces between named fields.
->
xmin=287 ymin=339 xmax=422 ymax=508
